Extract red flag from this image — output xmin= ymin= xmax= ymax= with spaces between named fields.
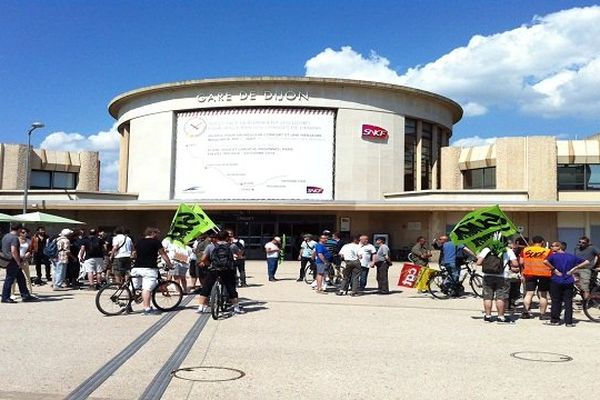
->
xmin=398 ymin=263 xmax=423 ymax=288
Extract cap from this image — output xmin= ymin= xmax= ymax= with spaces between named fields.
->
xmin=60 ymin=228 xmax=73 ymax=237
xmin=322 ymin=230 xmax=331 ymax=235
xmin=274 ymin=236 xmax=282 ymax=243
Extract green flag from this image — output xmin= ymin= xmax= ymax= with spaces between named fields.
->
xmin=279 ymin=234 xmax=286 ymax=264
xmin=167 ymin=204 xmax=217 ymax=245
xmin=449 ymin=205 xmax=518 ymax=253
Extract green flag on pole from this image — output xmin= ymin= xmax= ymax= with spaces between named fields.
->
xmin=279 ymin=234 xmax=286 ymax=264
xmin=167 ymin=204 xmax=217 ymax=245
xmin=449 ymin=205 xmax=518 ymax=253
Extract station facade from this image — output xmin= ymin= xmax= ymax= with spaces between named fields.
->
xmin=1 ymin=77 xmax=599 ymax=259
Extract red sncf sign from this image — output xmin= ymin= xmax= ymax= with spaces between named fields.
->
xmin=306 ymin=186 xmax=324 ymax=194
xmin=362 ymin=124 xmax=388 ymax=139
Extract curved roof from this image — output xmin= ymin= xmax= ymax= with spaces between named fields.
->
xmin=108 ymin=76 xmax=463 ymax=123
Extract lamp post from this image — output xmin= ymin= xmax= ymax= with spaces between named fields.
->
xmin=23 ymin=122 xmax=45 ymax=215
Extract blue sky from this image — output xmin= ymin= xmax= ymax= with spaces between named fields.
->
xmin=1 ymin=1 xmax=599 ymax=189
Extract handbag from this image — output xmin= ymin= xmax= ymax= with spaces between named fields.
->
xmin=386 ymin=259 xmax=393 ymax=267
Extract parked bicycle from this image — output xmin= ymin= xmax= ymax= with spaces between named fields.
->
xmin=209 ymin=274 xmax=230 ymax=320
xmin=95 ymin=268 xmax=183 ymax=316
xmin=583 ymin=286 xmax=600 ymax=322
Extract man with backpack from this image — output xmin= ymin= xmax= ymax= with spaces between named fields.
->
xmin=78 ymin=228 xmax=106 ymax=290
xmin=196 ymin=230 xmax=244 ymax=315
xmin=476 ymin=238 xmax=519 ymax=323
xmin=228 ymin=230 xmax=247 ymax=288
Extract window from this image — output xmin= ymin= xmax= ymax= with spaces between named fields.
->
xmin=404 ymin=118 xmax=416 ymax=191
xmin=421 ymin=122 xmax=432 ymax=190
xmin=558 ymin=164 xmax=600 ymax=190
xmin=30 ymin=170 xmax=77 ymax=189
xmin=463 ymin=167 xmax=496 ymax=189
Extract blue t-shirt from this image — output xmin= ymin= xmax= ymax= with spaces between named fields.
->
xmin=441 ymin=241 xmax=463 ymax=265
xmin=315 ymin=243 xmax=331 ymax=265
xmin=546 ymin=252 xmax=585 ymax=285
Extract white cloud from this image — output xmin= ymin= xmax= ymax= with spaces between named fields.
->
xmin=305 ymin=6 xmax=600 ymax=119
xmin=40 ymin=124 xmax=120 ymax=191
xmin=451 ymin=136 xmax=497 ymax=147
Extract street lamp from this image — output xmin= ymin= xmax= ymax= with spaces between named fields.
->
xmin=23 ymin=122 xmax=45 ymax=215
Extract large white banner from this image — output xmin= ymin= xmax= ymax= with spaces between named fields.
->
xmin=175 ymin=108 xmax=335 ymax=200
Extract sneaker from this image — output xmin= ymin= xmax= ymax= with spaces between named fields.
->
xmin=335 ymin=291 xmax=344 ymax=296
xmin=1 ymin=298 xmax=17 ymax=304
xmin=233 ymin=306 xmax=245 ymax=314
xmin=350 ymin=292 xmax=362 ymax=297
xmin=21 ymin=295 xmax=39 ymax=302
xmin=520 ymin=312 xmax=533 ymax=319
xmin=497 ymin=317 xmax=515 ymax=324
xmin=142 ymin=308 xmax=159 ymax=316
xmin=483 ymin=315 xmax=494 ymax=323
xmin=196 ymin=305 xmax=210 ymax=314
xmin=316 ymin=289 xmax=328 ymax=294
xmin=565 ymin=323 xmax=576 ymax=328
xmin=539 ymin=315 xmax=550 ymax=321
xmin=544 ymin=321 xmax=561 ymax=326
xmin=296 ymin=278 xmax=303 ymax=282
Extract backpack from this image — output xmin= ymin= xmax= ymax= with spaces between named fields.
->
xmin=210 ymin=243 xmax=234 ymax=270
xmin=43 ymin=238 xmax=59 ymax=258
xmin=482 ymin=252 xmax=503 ymax=274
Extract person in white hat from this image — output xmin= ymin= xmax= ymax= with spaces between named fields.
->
xmin=264 ymin=236 xmax=281 ymax=281
xmin=52 ymin=228 xmax=73 ymax=290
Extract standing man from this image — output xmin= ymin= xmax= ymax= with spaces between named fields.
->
xmin=229 ymin=230 xmax=247 ymax=287
xmin=358 ymin=235 xmax=376 ymax=291
xmin=337 ymin=235 xmax=361 ymax=296
xmin=264 ymin=236 xmax=281 ymax=282
xmin=1 ymin=224 xmax=37 ymax=303
xmin=297 ymin=234 xmax=317 ymax=282
xmin=314 ymin=234 xmax=332 ymax=293
xmin=31 ymin=226 xmax=51 ymax=285
xmin=520 ymin=236 xmax=552 ymax=320
xmin=78 ymin=228 xmax=106 ymax=290
xmin=573 ymin=236 xmax=600 ymax=301
xmin=436 ymin=235 xmax=473 ymax=297
xmin=374 ymin=237 xmax=392 ymax=294
xmin=110 ymin=227 xmax=134 ymax=284
xmin=476 ymin=241 xmax=518 ymax=323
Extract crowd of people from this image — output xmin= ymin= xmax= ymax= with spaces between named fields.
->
xmin=2 ymin=223 xmax=598 ymax=326
xmin=409 ymin=233 xmax=599 ymax=325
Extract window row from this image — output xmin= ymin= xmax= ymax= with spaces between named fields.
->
xmin=30 ymin=170 xmax=78 ymax=190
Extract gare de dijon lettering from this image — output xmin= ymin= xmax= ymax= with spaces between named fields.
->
xmin=196 ymin=90 xmax=310 ymax=103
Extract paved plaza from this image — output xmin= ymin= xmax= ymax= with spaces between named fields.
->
xmin=0 ymin=261 xmax=596 ymax=400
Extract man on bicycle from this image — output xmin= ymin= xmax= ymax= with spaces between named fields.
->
xmin=131 ymin=227 xmax=173 ymax=316
xmin=197 ymin=230 xmax=244 ymax=315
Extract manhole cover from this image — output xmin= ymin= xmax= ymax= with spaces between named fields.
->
xmin=510 ymin=351 xmax=572 ymax=363
xmin=171 ymin=366 xmax=246 ymax=382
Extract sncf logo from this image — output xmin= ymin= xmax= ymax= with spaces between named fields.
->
xmin=362 ymin=124 xmax=388 ymax=140
xmin=306 ymin=186 xmax=324 ymax=194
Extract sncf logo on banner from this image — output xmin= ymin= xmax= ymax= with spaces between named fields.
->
xmin=306 ymin=186 xmax=324 ymax=194
xmin=362 ymin=124 xmax=388 ymax=140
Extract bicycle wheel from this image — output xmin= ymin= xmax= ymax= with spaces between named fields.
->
xmin=210 ymin=282 xmax=221 ymax=320
xmin=304 ymin=266 xmax=315 ymax=284
xmin=583 ymin=293 xmax=600 ymax=322
xmin=152 ymin=280 xmax=183 ymax=312
xmin=220 ymin=284 xmax=230 ymax=312
xmin=428 ymin=271 xmax=451 ymax=300
xmin=95 ymin=284 xmax=132 ymax=316
xmin=469 ymin=273 xmax=484 ymax=298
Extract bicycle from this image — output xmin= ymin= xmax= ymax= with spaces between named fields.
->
xmin=427 ymin=261 xmax=483 ymax=299
xmin=583 ymin=286 xmax=600 ymax=322
xmin=95 ymin=268 xmax=183 ymax=316
xmin=209 ymin=274 xmax=230 ymax=320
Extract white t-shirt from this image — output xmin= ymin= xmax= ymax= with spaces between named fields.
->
xmin=265 ymin=241 xmax=280 ymax=259
xmin=300 ymin=240 xmax=317 ymax=258
xmin=162 ymin=238 xmax=192 ymax=267
xmin=358 ymin=244 xmax=377 ymax=268
xmin=112 ymin=234 xmax=133 ymax=258
xmin=477 ymin=247 xmax=517 ymax=278
xmin=339 ymin=242 xmax=360 ymax=261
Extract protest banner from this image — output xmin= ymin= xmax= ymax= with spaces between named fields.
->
xmin=398 ymin=263 xmax=423 ymax=288
xmin=279 ymin=234 xmax=287 ymax=264
xmin=449 ymin=205 xmax=518 ymax=253
xmin=167 ymin=204 xmax=217 ymax=245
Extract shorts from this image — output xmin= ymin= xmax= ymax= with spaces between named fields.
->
xmin=131 ymin=267 xmax=158 ymax=291
xmin=83 ymin=257 xmax=104 ymax=273
xmin=525 ymin=276 xmax=551 ymax=292
xmin=482 ymin=275 xmax=509 ymax=300
xmin=316 ymin=262 xmax=330 ymax=275
xmin=189 ymin=260 xmax=200 ymax=278
xmin=171 ymin=263 xmax=189 ymax=277
xmin=575 ymin=269 xmax=592 ymax=292
xmin=112 ymin=257 xmax=131 ymax=276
